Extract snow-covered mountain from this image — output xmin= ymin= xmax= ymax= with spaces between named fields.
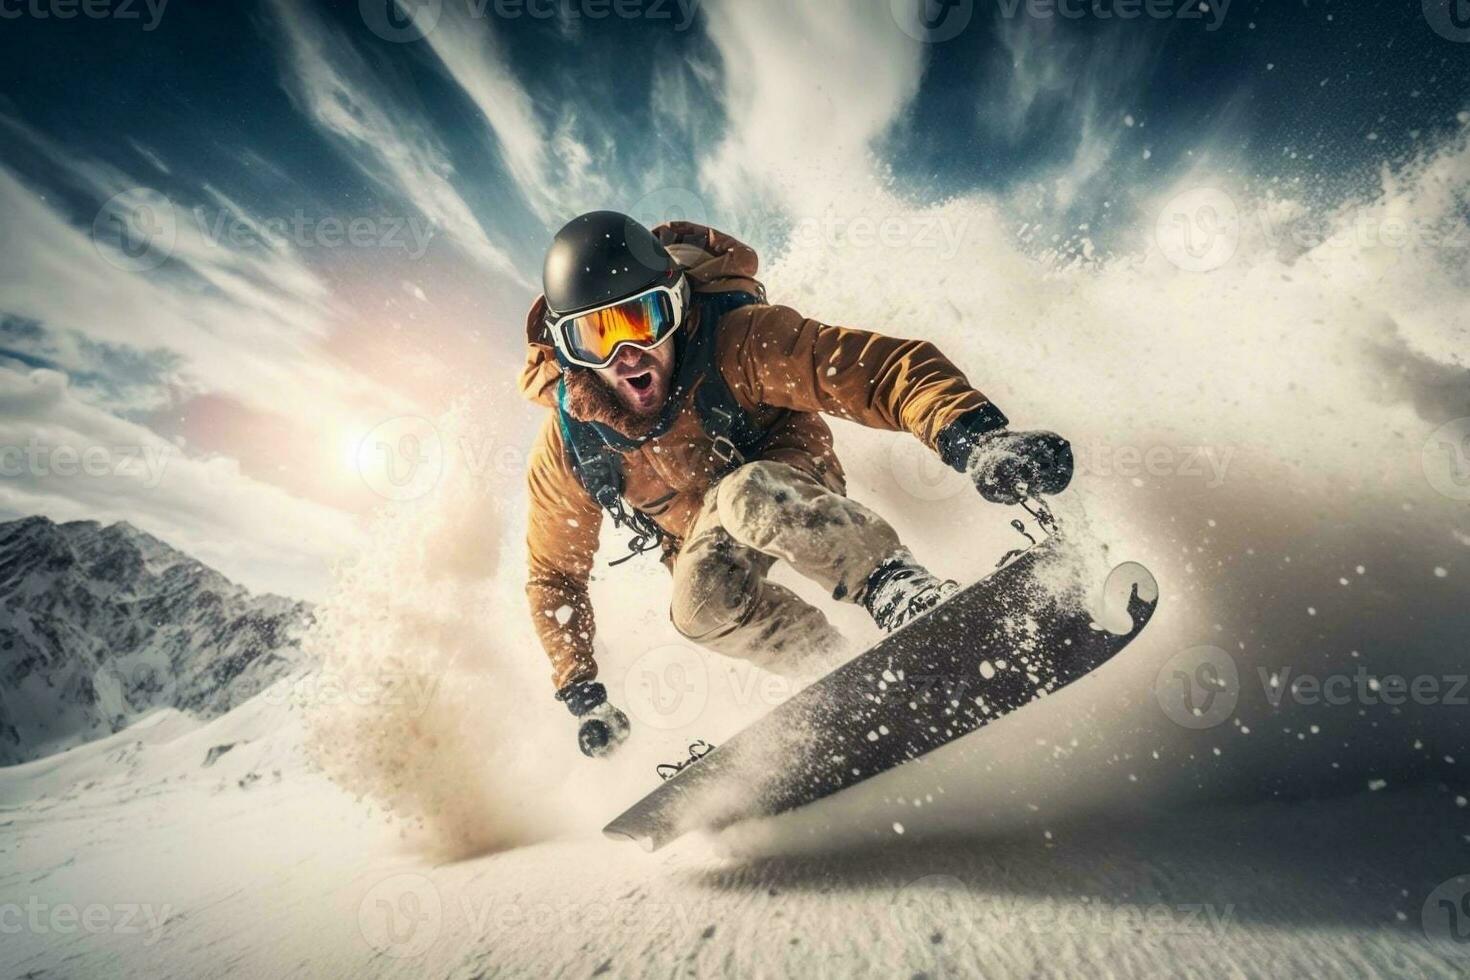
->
xmin=0 ymin=515 xmax=312 ymax=765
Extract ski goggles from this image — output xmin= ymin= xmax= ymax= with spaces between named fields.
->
xmin=545 ymin=278 xmax=689 ymax=370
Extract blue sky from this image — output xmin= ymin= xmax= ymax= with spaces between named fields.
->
xmin=0 ymin=0 xmax=1466 ymax=597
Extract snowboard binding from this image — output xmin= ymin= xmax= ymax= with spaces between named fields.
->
xmin=655 ymin=739 xmax=716 ymax=781
xmin=997 ymin=494 xmax=1058 ymax=566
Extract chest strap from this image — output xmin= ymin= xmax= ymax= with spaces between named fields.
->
xmin=557 ymin=289 xmax=771 ymax=563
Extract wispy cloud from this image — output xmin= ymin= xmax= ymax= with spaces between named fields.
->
xmin=0 ymin=137 xmax=388 ymax=421
xmin=699 ymin=0 xmax=925 ymax=218
xmin=409 ymin=1 xmax=611 ymax=224
xmin=266 ymin=0 xmax=527 ymax=282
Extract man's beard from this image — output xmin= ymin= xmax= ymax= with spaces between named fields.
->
xmin=561 ymin=364 xmax=668 ymax=439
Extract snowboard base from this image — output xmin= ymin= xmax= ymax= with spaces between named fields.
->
xmin=604 ymin=540 xmax=1158 ymax=851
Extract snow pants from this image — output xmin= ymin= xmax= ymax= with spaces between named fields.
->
xmin=668 ymin=460 xmax=902 ymax=674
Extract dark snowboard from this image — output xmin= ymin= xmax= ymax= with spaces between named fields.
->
xmin=603 ymin=539 xmax=1159 ymax=850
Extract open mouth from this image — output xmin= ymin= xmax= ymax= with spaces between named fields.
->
xmin=626 ymin=372 xmax=654 ymax=392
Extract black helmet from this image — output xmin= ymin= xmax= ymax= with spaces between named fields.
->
xmin=542 ymin=210 xmax=679 ymax=316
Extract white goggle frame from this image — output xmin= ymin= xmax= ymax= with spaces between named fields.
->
xmin=546 ymin=276 xmax=690 ymax=370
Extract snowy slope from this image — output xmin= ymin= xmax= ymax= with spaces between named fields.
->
xmin=0 ymin=516 xmax=312 ymax=764
xmin=0 ymin=698 xmax=1465 ymax=979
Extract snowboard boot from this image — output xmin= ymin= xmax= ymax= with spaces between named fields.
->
xmin=862 ymin=549 xmax=959 ymax=634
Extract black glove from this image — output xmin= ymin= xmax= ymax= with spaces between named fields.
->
xmin=936 ymin=407 xmax=1073 ymax=505
xmin=555 ymin=681 xmax=631 ymax=759
xmin=967 ymin=429 xmax=1073 ymax=505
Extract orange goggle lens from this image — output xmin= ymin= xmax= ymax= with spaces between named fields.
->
xmin=559 ymin=291 xmax=677 ymax=367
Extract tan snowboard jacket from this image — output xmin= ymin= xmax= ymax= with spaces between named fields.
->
xmin=518 ymin=221 xmax=999 ymax=689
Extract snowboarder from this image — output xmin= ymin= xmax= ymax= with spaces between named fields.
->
xmin=519 ymin=212 xmax=1073 ymax=758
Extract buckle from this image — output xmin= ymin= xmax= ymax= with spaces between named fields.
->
xmin=710 ymin=435 xmax=744 ymax=468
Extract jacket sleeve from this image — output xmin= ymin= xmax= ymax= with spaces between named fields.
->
xmin=719 ymin=304 xmax=1005 ymax=451
xmin=525 ymin=415 xmax=604 ymax=691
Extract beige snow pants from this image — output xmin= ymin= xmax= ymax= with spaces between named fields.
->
xmin=669 ymin=460 xmax=902 ymax=674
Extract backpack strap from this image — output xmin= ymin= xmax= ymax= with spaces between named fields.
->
xmin=556 ymin=288 xmax=773 ymax=563
xmin=557 ymin=379 xmax=666 ymax=565
xmin=677 ymin=289 xmax=783 ymax=468
xmin=556 ymin=379 xmax=623 ymax=515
